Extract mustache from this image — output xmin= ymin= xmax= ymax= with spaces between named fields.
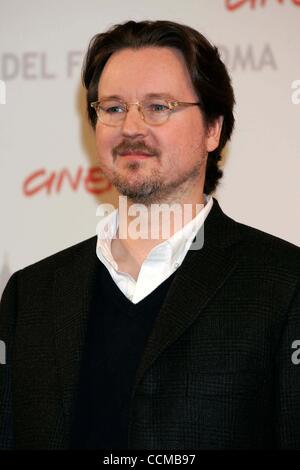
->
xmin=112 ymin=141 xmax=160 ymax=157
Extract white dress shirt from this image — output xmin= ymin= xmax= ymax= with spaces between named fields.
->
xmin=96 ymin=194 xmax=213 ymax=304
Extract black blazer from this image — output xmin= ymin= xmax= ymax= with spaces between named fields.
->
xmin=1 ymin=198 xmax=300 ymax=449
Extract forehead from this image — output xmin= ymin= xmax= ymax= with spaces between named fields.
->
xmin=97 ymin=46 xmax=196 ymax=100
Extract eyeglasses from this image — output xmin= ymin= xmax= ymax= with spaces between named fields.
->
xmin=90 ymin=98 xmax=201 ymax=127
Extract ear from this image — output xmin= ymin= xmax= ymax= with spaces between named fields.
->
xmin=206 ymin=116 xmax=224 ymax=152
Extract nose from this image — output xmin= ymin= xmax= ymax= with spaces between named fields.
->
xmin=121 ymin=103 xmax=147 ymax=137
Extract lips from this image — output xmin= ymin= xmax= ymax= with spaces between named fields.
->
xmin=119 ymin=152 xmax=154 ymax=157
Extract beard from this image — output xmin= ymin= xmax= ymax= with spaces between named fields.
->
xmin=101 ymin=158 xmax=204 ymax=205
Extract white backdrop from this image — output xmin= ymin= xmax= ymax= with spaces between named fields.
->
xmin=1 ymin=0 xmax=300 ymax=297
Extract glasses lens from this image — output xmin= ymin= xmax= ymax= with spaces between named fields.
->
xmin=142 ymin=100 xmax=170 ymax=125
xmin=95 ymin=99 xmax=171 ymax=126
xmin=97 ymin=101 xmax=126 ymax=125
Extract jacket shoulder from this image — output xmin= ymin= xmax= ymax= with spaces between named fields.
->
xmin=234 ymin=219 xmax=300 ymax=276
xmin=16 ymin=235 xmax=97 ymax=278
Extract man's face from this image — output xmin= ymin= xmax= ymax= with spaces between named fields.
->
xmin=95 ymin=46 xmax=221 ymax=204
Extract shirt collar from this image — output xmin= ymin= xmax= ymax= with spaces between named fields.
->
xmin=96 ymin=194 xmax=213 ymax=267
xmin=96 ymin=209 xmax=119 ymax=269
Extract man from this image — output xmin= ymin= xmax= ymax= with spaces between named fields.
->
xmin=0 ymin=20 xmax=300 ymax=450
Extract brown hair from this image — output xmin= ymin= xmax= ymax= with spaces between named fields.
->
xmin=82 ymin=20 xmax=235 ymax=194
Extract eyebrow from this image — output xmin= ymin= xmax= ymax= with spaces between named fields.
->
xmin=98 ymin=92 xmax=176 ymax=101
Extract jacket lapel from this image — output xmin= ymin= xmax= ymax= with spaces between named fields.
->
xmin=132 ymin=198 xmax=242 ymax=394
xmin=53 ymin=238 xmax=99 ymax=437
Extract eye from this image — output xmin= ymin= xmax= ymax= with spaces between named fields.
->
xmin=106 ymin=106 xmax=124 ymax=114
xmin=101 ymin=103 xmax=125 ymax=114
xmin=147 ymin=103 xmax=169 ymax=113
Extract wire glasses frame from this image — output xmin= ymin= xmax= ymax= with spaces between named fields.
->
xmin=90 ymin=99 xmax=201 ymax=126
